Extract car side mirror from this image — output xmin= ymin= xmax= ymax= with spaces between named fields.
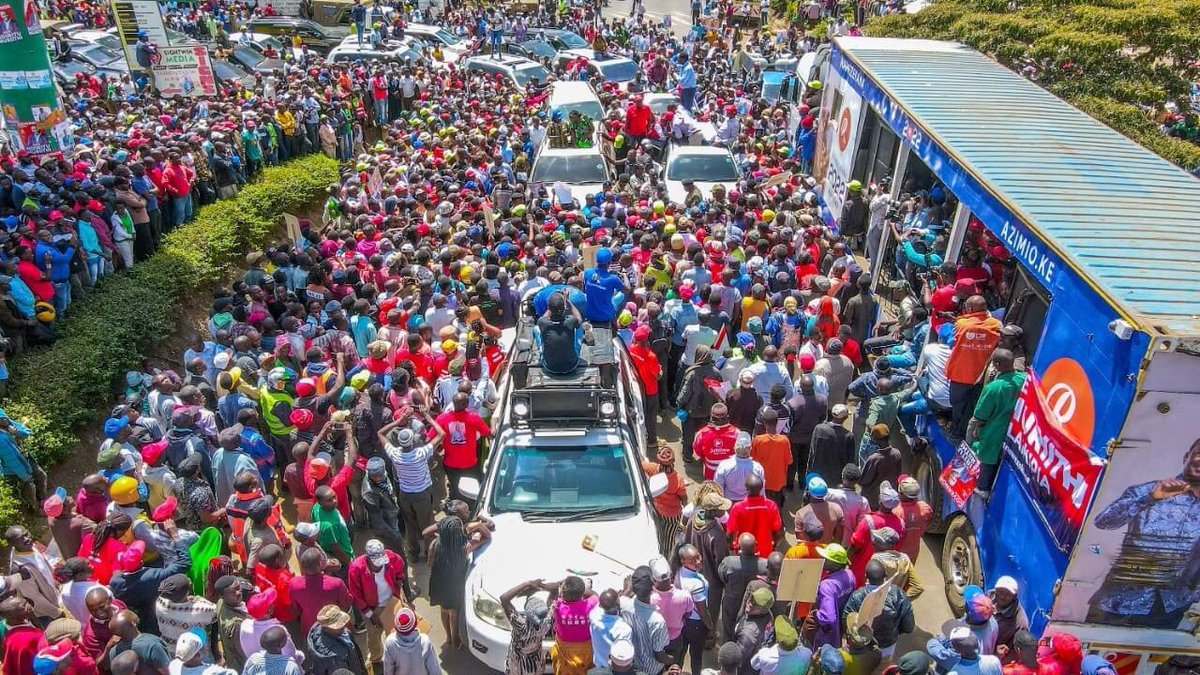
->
xmin=648 ymin=472 xmax=669 ymax=498
xmin=458 ymin=476 xmax=481 ymax=501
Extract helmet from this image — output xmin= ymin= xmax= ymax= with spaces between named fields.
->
xmin=652 ymin=200 xmax=665 ymax=215
xmin=762 ymin=209 xmax=776 ymax=223
xmin=295 ymin=378 xmax=317 ymax=397
xmin=512 ymin=204 xmax=527 ymax=217
xmin=34 ymin=301 xmax=55 ymax=323
xmin=809 ymin=80 xmax=823 ymax=91
xmin=137 ymin=30 xmax=149 ymax=38
xmin=551 ymin=109 xmax=564 ymax=122
xmin=847 ymin=180 xmax=863 ymax=192
xmin=110 ymin=476 xmax=140 ymax=506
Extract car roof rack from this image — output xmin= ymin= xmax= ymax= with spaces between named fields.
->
xmin=507 ymin=316 xmax=619 ymax=392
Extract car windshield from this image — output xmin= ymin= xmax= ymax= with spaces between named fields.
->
xmin=646 ymin=96 xmax=680 ymax=115
xmin=596 ymin=60 xmax=637 ymax=82
xmin=258 ymin=36 xmax=286 ymax=52
xmin=491 ymin=445 xmax=637 ymax=515
xmin=520 ymin=40 xmax=556 ymax=58
xmin=212 ymin=61 xmax=246 ymax=81
xmin=235 ymin=47 xmax=266 ymax=67
xmin=532 ymin=154 xmax=607 ymax=184
xmin=762 ymin=81 xmax=782 ymax=102
xmin=78 ymin=43 xmax=122 ymax=66
xmin=552 ymin=99 xmax=604 ymax=121
xmin=555 ymin=32 xmax=588 ymax=48
xmin=667 ymin=153 xmax=739 ymax=182
xmin=95 ymin=35 xmax=123 ymax=51
xmin=512 ymin=64 xmax=550 ymax=87
xmin=434 ymin=28 xmax=461 ymax=46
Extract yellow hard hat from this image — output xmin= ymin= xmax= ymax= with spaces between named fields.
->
xmin=110 ymin=476 xmax=140 ymax=506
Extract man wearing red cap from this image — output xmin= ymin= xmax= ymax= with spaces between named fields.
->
xmin=383 ymin=608 xmax=439 ymax=674
xmin=629 ymin=325 xmax=663 ymax=448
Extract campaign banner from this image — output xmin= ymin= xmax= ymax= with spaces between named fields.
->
xmin=153 ymin=46 xmax=217 ymax=97
xmin=1004 ymin=370 xmax=1105 ymax=551
xmin=939 ymin=441 xmax=980 ymax=510
xmin=111 ymin=0 xmax=170 ymax=70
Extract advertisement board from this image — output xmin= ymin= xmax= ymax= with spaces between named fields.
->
xmin=111 ymin=0 xmax=169 ymax=71
xmin=153 ymin=46 xmax=217 ymax=97
xmin=1052 ymin=351 xmax=1200 ymax=636
xmin=1003 ymin=368 xmax=1106 ymax=551
xmin=0 ymin=0 xmax=67 ymax=157
xmin=818 ymin=69 xmax=863 ymax=230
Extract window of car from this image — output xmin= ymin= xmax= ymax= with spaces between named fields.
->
xmin=76 ymin=43 xmax=123 ymax=67
xmin=550 ymin=31 xmax=588 ymax=49
xmin=511 ymin=64 xmax=549 ymax=87
xmin=233 ymin=46 xmax=266 ymax=68
xmin=595 ymin=60 xmax=637 ymax=82
xmin=532 ymin=154 xmax=607 ymax=184
xmin=490 ymin=445 xmax=636 ymax=515
xmin=666 ymin=153 xmax=740 ymax=182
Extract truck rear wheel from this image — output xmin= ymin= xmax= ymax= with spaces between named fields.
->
xmin=912 ymin=440 xmax=946 ymax=534
xmin=942 ymin=514 xmax=982 ymax=617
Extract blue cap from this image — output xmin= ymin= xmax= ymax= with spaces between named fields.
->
xmin=595 ymin=248 xmax=612 ymax=266
xmin=736 ymin=331 xmax=755 ymax=348
xmin=103 ymin=416 xmax=130 ymax=439
xmin=819 ymin=645 xmax=845 ymax=674
xmin=938 ymin=322 xmax=956 ymax=346
xmin=806 ymin=472 xmax=828 ymax=498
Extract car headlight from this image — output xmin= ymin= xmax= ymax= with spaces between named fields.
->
xmin=473 ymin=593 xmax=511 ymax=631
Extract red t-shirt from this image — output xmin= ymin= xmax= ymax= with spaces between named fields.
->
xmin=436 ymin=410 xmax=491 ymax=470
xmin=693 ymin=424 xmax=739 ymax=480
xmin=849 ymin=511 xmax=906 ymax=584
xmin=725 ymin=495 xmax=782 ymax=556
xmin=2 ymin=625 xmax=47 ymax=675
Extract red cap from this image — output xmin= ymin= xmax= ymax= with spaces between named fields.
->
xmin=634 ymin=325 xmax=651 ymax=342
xmin=151 ymin=496 xmax=178 ymax=522
xmin=954 ymin=279 xmax=978 ymax=296
xmin=246 ymin=588 xmax=278 ymax=620
xmin=294 ymin=379 xmax=316 ymax=398
xmin=140 ymin=439 xmax=168 ymax=466
xmin=87 ymin=200 xmax=105 ymax=211
xmin=290 ymin=407 xmax=314 ymax=429
xmin=800 ymin=353 xmax=816 ymax=371
xmin=679 ymin=286 xmax=694 ymax=300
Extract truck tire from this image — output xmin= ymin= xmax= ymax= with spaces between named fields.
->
xmin=942 ymin=514 xmax=982 ymax=617
xmin=912 ymin=439 xmax=947 ymax=534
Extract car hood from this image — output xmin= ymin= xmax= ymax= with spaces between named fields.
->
xmin=468 ymin=511 xmax=658 ymax=599
xmin=253 ymin=58 xmax=287 ymax=72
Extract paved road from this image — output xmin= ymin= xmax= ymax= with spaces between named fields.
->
xmin=381 ymin=412 xmax=953 ymax=674
xmin=602 ymin=0 xmax=695 ymax=34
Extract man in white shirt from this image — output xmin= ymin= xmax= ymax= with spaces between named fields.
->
xmin=714 ymin=433 xmax=765 ymax=503
xmin=589 ymin=590 xmax=633 ymax=670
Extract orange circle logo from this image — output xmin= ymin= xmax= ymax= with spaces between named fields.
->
xmin=837 ymin=107 xmax=853 ymax=152
xmin=1040 ymin=358 xmax=1095 ymax=447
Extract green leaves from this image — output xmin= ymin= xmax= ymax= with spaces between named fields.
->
xmin=0 ymin=155 xmax=339 ymax=530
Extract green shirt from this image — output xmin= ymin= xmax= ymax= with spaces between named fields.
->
xmin=971 ymin=370 xmax=1027 ymax=464
xmin=312 ymin=503 xmax=353 ymax=557
xmin=864 ymin=390 xmax=905 ymax=431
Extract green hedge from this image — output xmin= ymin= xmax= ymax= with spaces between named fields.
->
xmin=0 ymin=155 xmax=340 ymax=530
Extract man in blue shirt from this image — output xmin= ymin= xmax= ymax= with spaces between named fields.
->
xmin=678 ymin=55 xmax=698 ymax=111
xmin=0 ymin=409 xmax=45 ymax=511
xmin=583 ymin=248 xmax=626 ymax=327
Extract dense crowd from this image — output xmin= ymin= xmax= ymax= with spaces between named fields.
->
xmin=0 ymin=0 xmax=1122 ymax=674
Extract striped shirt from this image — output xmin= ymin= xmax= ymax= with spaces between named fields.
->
xmin=385 ymin=443 xmax=435 ymax=493
xmin=619 ymin=597 xmax=669 ymax=675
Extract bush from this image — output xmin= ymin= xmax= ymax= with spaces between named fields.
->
xmin=0 ymin=155 xmax=339 ymax=529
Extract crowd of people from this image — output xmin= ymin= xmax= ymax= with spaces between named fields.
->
xmin=0 ymin=0 xmax=1121 ymax=673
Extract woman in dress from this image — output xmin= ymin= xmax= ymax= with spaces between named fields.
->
xmin=425 ymin=500 xmax=491 ymax=649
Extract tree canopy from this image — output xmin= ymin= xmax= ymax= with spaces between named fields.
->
xmin=866 ymin=0 xmax=1200 ymax=170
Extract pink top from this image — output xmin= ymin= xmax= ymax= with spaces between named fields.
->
xmin=553 ymin=596 xmax=598 ymax=644
xmin=651 ymin=587 xmax=695 ymax=640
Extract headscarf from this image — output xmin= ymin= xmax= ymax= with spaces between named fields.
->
xmin=683 ymin=344 xmax=716 ymax=381
xmin=813 ymin=295 xmax=840 ymax=340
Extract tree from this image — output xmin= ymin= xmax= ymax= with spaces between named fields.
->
xmin=867 ymin=0 xmax=1200 ymax=170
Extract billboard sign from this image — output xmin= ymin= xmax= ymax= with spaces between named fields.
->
xmin=153 ymin=46 xmax=217 ymax=97
xmin=111 ymin=0 xmax=169 ymax=71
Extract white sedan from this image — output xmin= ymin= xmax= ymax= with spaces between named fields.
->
xmin=664 ymin=144 xmax=741 ymax=205
xmin=640 ymin=92 xmax=716 ymax=144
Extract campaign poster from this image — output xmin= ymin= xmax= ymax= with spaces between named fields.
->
xmin=0 ymin=5 xmax=21 ymax=43
xmin=1003 ymin=369 xmax=1105 ymax=551
xmin=111 ymin=0 xmax=170 ymax=69
xmin=939 ymin=441 xmax=979 ymax=510
xmin=1052 ymin=350 xmax=1200 ymax=636
xmin=817 ymin=63 xmax=863 ymax=230
xmin=23 ymin=0 xmax=39 ymax=32
xmin=18 ymin=121 xmax=54 ymax=153
xmin=153 ymin=46 xmax=217 ymax=97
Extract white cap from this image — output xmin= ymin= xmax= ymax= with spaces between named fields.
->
xmin=214 ymin=352 xmax=232 ymax=370
xmin=994 ymin=575 xmax=1019 ymax=593
xmin=649 ymin=556 xmax=671 ymax=583
xmin=175 ymin=630 xmax=204 ymax=661
xmin=610 ymin=640 xmax=636 ymax=666
xmin=831 ymin=404 xmax=849 ymax=418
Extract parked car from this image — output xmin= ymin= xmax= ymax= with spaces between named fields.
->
xmin=210 ymin=58 xmax=255 ymax=87
xmin=244 ymin=17 xmax=342 ymax=53
xmin=663 ymin=144 xmax=742 ymax=204
xmin=224 ymin=44 xmax=287 ymax=74
xmin=529 ymin=27 xmax=589 ymax=51
xmin=530 ymin=131 xmax=613 ymax=206
xmin=67 ymin=40 xmax=128 ymax=76
xmin=327 ymin=40 xmax=424 ymax=65
xmin=226 ymin=32 xmax=291 ymax=58
xmin=556 ymin=49 xmax=638 ymax=89
xmin=461 ymin=54 xmax=550 ymax=91
xmin=400 ymin=23 xmax=470 ymax=61
xmin=547 ymin=80 xmax=604 ymax=123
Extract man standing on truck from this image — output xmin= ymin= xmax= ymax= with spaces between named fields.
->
xmin=946 ymin=295 xmax=1001 ymax=440
xmin=965 ymin=349 xmax=1024 ymax=497
xmin=1087 ymin=436 xmax=1200 ymax=629
xmin=351 ymin=0 xmax=367 ymax=45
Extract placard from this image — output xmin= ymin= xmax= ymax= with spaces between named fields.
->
xmin=760 ymin=170 xmax=793 ymax=189
xmin=580 ymin=243 xmax=598 ymax=269
xmin=282 ymin=212 xmax=302 ymax=242
xmin=111 ymin=0 xmax=170 ymax=70
xmin=775 ymin=557 xmax=823 ymax=603
xmin=939 ymin=441 xmax=980 ymax=510
xmin=854 ymin=573 xmax=898 ymax=629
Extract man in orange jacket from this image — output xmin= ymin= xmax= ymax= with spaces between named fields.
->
xmin=944 ymin=295 xmax=1000 ymax=439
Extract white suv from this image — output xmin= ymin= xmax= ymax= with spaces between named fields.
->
xmin=458 ymin=320 xmax=666 ymax=672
